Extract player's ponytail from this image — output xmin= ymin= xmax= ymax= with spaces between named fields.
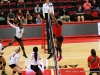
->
xmin=90 ymin=49 xmax=96 ymax=64
xmin=33 ymin=47 xmax=38 ymax=62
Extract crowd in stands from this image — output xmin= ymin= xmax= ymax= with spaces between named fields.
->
xmin=0 ymin=0 xmax=100 ymax=25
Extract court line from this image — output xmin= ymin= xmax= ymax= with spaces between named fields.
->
xmin=5 ymin=56 xmax=89 ymax=62
xmin=46 ymin=59 xmax=48 ymax=69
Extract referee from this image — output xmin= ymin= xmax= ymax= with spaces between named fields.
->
xmin=42 ymin=0 xmax=54 ymax=54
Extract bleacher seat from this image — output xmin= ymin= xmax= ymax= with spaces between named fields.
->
xmin=33 ymin=1 xmax=40 ymax=7
xmin=10 ymin=2 xmax=17 ymax=13
xmin=25 ymin=1 xmax=33 ymax=14
xmin=69 ymin=11 xmax=76 ymax=21
xmin=92 ymin=10 xmax=100 ymax=19
xmin=17 ymin=2 xmax=25 ymax=11
xmin=1 ymin=3 xmax=9 ymax=15
xmin=85 ymin=10 xmax=93 ymax=20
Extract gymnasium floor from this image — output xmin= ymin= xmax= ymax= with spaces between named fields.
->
xmin=1 ymin=37 xmax=100 ymax=75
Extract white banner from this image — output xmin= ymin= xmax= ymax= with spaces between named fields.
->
xmin=98 ymin=22 xmax=100 ymax=35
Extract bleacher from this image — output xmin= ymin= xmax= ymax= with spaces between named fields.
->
xmin=0 ymin=0 xmax=100 ymax=21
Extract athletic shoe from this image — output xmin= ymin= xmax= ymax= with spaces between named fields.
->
xmin=58 ymin=56 xmax=62 ymax=61
xmin=2 ymin=46 xmax=6 ymax=50
xmin=23 ymin=53 xmax=28 ymax=58
xmin=47 ymin=53 xmax=53 ymax=59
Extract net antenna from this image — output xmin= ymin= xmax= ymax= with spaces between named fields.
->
xmin=48 ymin=13 xmax=61 ymax=75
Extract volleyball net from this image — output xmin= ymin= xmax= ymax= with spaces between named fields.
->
xmin=47 ymin=15 xmax=61 ymax=75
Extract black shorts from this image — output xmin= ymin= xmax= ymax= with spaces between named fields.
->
xmin=14 ymin=36 xmax=22 ymax=42
xmin=31 ymin=65 xmax=40 ymax=72
xmin=9 ymin=64 xmax=16 ymax=69
xmin=0 ymin=56 xmax=2 ymax=58
xmin=45 ymin=13 xmax=52 ymax=20
xmin=53 ymin=34 xmax=56 ymax=39
xmin=56 ymin=36 xmax=64 ymax=42
xmin=90 ymin=68 xmax=100 ymax=73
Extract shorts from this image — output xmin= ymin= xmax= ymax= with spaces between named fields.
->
xmin=56 ymin=36 xmax=64 ymax=42
xmin=0 ymin=56 xmax=2 ymax=58
xmin=31 ymin=65 xmax=40 ymax=72
xmin=90 ymin=68 xmax=100 ymax=73
xmin=14 ymin=36 xmax=22 ymax=42
xmin=9 ymin=64 xmax=16 ymax=69
xmin=45 ymin=13 xmax=52 ymax=20
xmin=53 ymin=34 xmax=56 ymax=39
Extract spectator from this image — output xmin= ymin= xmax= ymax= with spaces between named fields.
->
xmin=91 ymin=0 xmax=98 ymax=10
xmin=7 ymin=9 xmax=15 ymax=24
xmin=14 ymin=17 xmax=18 ymax=24
xmin=35 ymin=4 xmax=41 ymax=13
xmin=26 ymin=10 xmax=31 ymax=20
xmin=88 ymin=49 xmax=100 ymax=75
xmin=18 ymin=0 xmax=24 ymax=2
xmin=36 ymin=14 xmax=42 ymax=24
xmin=0 ymin=11 xmax=6 ymax=25
xmin=75 ymin=6 xmax=85 ymax=22
xmin=10 ymin=0 xmax=16 ymax=2
xmin=17 ymin=10 xmax=23 ymax=19
xmin=83 ymin=0 xmax=92 ymax=11
xmin=61 ymin=15 xmax=70 ymax=23
xmin=20 ymin=16 xmax=27 ymax=24
xmin=59 ymin=8 xmax=70 ymax=22
xmin=1 ymin=0 xmax=10 ymax=6
xmin=27 ymin=16 xmax=34 ymax=24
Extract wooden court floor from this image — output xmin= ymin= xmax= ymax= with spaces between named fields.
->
xmin=1 ymin=41 xmax=100 ymax=75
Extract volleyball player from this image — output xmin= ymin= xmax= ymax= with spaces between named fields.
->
xmin=52 ymin=21 xmax=56 ymax=46
xmin=47 ymin=12 xmax=64 ymax=61
xmin=88 ymin=49 xmax=100 ymax=75
xmin=2 ymin=20 xmax=27 ymax=58
xmin=30 ymin=46 xmax=43 ymax=75
xmin=0 ymin=38 xmax=7 ymax=75
xmin=9 ymin=47 xmax=22 ymax=75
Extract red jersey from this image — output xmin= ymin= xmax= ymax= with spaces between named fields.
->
xmin=88 ymin=56 xmax=100 ymax=69
xmin=55 ymin=25 xmax=62 ymax=37
xmin=52 ymin=24 xmax=56 ymax=34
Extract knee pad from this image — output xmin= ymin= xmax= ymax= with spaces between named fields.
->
xmin=22 ymin=47 xmax=24 ymax=50
xmin=0 ymin=62 xmax=2 ymax=64
xmin=18 ymin=73 xmax=21 ymax=75
xmin=3 ymin=63 xmax=6 ymax=66
xmin=13 ymin=71 xmax=16 ymax=74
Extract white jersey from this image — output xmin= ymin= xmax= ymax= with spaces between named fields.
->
xmin=0 ymin=43 xmax=3 ymax=56
xmin=9 ymin=52 xmax=20 ymax=65
xmin=43 ymin=2 xmax=54 ymax=18
xmin=30 ymin=52 xmax=41 ymax=65
xmin=8 ymin=22 xmax=24 ymax=38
